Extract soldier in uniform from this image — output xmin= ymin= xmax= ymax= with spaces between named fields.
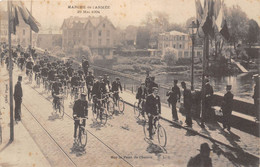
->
xmin=166 ymin=79 xmax=181 ymax=121
xmin=145 ymin=87 xmax=161 ymax=140
xmin=181 ymin=81 xmax=192 ymax=127
xmin=14 ymin=76 xmax=23 ymax=122
xmin=222 ymin=85 xmax=234 ymax=131
xmin=73 ymin=93 xmax=88 ymax=142
xmin=201 ymin=79 xmax=213 ymax=128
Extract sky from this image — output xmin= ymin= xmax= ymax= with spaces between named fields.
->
xmin=0 ymin=0 xmax=260 ymax=30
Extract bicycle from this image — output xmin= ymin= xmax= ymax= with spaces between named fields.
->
xmin=92 ymin=96 xmax=108 ymax=125
xmin=28 ymin=69 xmax=33 ymax=84
xmin=103 ymin=92 xmax=115 ymax=116
xmin=35 ymin=72 xmax=41 ymax=87
xmin=113 ymin=91 xmax=125 ymax=113
xmin=143 ymin=115 xmax=167 ymax=147
xmin=74 ymin=117 xmax=88 ymax=149
xmin=71 ymin=86 xmax=80 ymax=101
xmin=134 ymin=99 xmax=147 ymax=121
xmin=52 ymin=94 xmax=65 ymax=118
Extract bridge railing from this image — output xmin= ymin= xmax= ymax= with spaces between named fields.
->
xmin=34 ymin=48 xmax=255 ymax=118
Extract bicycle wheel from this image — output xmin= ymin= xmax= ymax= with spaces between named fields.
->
xmin=79 ymin=127 xmax=87 ymax=148
xmin=134 ymin=102 xmax=140 ymax=118
xmin=100 ymin=108 xmax=108 ymax=125
xmin=157 ymin=125 xmax=167 ymax=147
xmin=118 ymin=97 xmax=125 ymax=113
xmin=143 ymin=121 xmax=149 ymax=138
xmin=107 ymin=100 xmax=115 ymax=115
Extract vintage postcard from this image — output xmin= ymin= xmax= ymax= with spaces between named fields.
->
xmin=0 ymin=0 xmax=259 ymax=166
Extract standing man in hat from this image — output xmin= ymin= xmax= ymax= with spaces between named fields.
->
xmin=252 ymin=74 xmax=259 ymax=122
xmin=187 ymin=143 xmax=212 ymax=167
xmin=14 ymin=76 xmax=23 ymax=122
xmin=222 ymin=85 xmax=234 ymax=131
xmin=166 ymin=80 xmax=181 ymax=121
xmin=201 ymin=79 xmax=214 ymax=128
xmin=181 ymin=81 xmax=192 ymax=127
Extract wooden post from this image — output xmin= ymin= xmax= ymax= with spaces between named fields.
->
xmin=8 ymin=0 xmax=14 ymax=141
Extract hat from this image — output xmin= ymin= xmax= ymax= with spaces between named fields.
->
xmin=116 ymin=77 xmax=120 ymax=80
xmin=199 ymin=143 xmax=211 ymax=152
xmin=174 ymin=79 xmax=178 ymax=83
xmin=81 ymin=93 xmax=87 ymax=97
xmin=226 ymin=85 xmax=232 ymax=90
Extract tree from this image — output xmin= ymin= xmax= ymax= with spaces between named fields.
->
xmin=247 ymin=19 xmax=259 ymax=46
xmin=163 ymin=47 xmax=177 ymax=66
xmin=136 ymin=27 xmax=150 ymax=49
xmin=225 ymin=5 xmax=249 ymax=56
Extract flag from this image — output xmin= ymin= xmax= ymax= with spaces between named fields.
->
xmin=9 ymin=3 xmax=19 ymax=34
xmin=215 ymin=2 xmax=230 ymax=40
xmin=220 ymin=20 xmax=230 ymax=41
xmin=17 ymin=1 xmax=40 ymax=33
xmin=200 ymin=0 xmax=214 ymax=38
xmin=195 ymin=0 xmax=203 ymax=25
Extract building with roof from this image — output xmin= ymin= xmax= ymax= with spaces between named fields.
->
xmin=61 ymin=16 xmax=117 ymax=58
xmin=0 ymin=11 xmax=31 ymax=47
xmin=158 ymin=30 xmax=203 ymax=59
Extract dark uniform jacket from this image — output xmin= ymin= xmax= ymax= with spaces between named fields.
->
xmin=14 ymin=81 xmax=23 ymax=101
xmin=85 ymin=75 xmax=94 ymax=86
xmin=222 ymin=91 xmax=233 ymax=113
xmin=183 ymin=88 xmax=192 ymax=109
xmin=111 ymin=81 xmax=122 ymax=92
xmin=73 ymin=99 xmax=88 ymax=118
xmin=187 ymin=154 xmax=212 ymax=167
xmin=52 ymin=81 xmax=62 ymax=95
xmin=205 ymin=83 xmax=214 ymax=98
xmin=146 ymin=94 xmax=161 ymax=115
xmin=101 ymin=80 xmax=110 ymax=93
xmin=33 ymin=64 xmax=41 ymax=73
xmin=136 ymin=87 xmax=147 ymax=99
xmin=26 ymin=61 xmax=34 ymax=69
xmin=82 ymin=61 xmax=89 ymax=70
xmin=166 ymin=85 xmax=181 ymax=103
xmin=92 ymin=81 xmax=102 ymax=98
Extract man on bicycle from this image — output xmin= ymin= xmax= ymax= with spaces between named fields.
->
xmin=111 ymin=77 xmax=122 ymax=106
xmin=136 ymin=82 xmax=148 ymax=116
xmin=52 ymin=76 xmax=63 ymax=109
xmin=145 ymin=87 xmax=161 ymax=140
xmin=25 ymin=57 xmax=34 ymax=76
xmin=82 ymin=58 xmax=89 ymax=76
xmin=41 ymin=64 xmax=49 ymax=84
xmin=85 ymin=71 xmax=94 ymax=100
xmin=33 ymin=61 xmax=41 ymax=81
xmin=73 ymin=93 xmax=88 ymax=143
xmin=92 ymin=77 xmax=103 ymax=113
xmin=71 ymin=72 xmax=80 ymax=95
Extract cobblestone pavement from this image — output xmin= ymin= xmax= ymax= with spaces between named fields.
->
xmin=1 ymin=66 xmax=259 ymax=167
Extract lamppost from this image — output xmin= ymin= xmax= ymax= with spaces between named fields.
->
xmin=188 ymin=21 xmax=198 ymax=91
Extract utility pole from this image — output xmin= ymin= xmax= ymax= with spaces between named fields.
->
xmin=30 ymin=0 xmax=32 ymax=46
xmin=191 ymin=28 xmax=195 ymax=91
xmin=201 ymin=33 xmax=209 ymax=128
xmin=8 ymin=0 xmax=14 ymax=141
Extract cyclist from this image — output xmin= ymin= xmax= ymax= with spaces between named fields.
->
xmin=102 ymin=74 xmax=111 ymax=94
xmin=18 ymin=53 xmax=25 ymax=71
xmin=111 ymin=77 xmax=122 ymax=106
xmin=92 ymin=76 xmax=103 ymax=113
xmin=147 ymin=76 xmax=158 ymax=94
xmin=145 ymin=87 xmax=161 ymax=140
xmin=33 ymin=61 xmax=41 ymax=81
xmin=0 ymin=50 xmax=5 ymax=66
xmin=73 ymin=93 xmax=88 ymax=143
xmin=136 ymin=82 xmax=148 ymax=116
xmin=67 ymin=65 xmax=74 ymax=78
xmin=85 ymin=71 xmax=94 ymax=100
xmin=145 ymin=70 xmax=150 ymax=88
xmin=41 ymin=64 xmax=49 ymax=85
xmin=52 ymin=76 xmax=63 ymax=109
xmin=25 ymin=57 xmax=34 ymax=76
xmin=82 ymin=58 xmax=89 ymax=76
xmin=71 ymin=72 xmax=80 ymax=96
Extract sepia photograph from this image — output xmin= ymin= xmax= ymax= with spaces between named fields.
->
xmin=0 ymin=0 xmax=259 ymax=166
